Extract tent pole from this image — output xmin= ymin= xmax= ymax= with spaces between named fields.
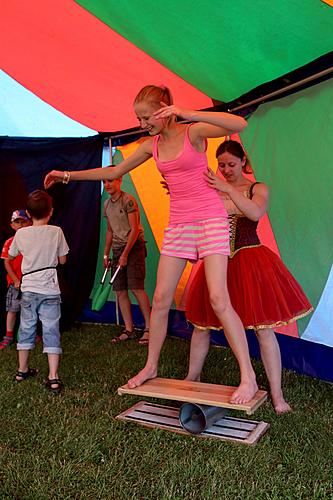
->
xmin=231 ymin=66 xmax=333 ymax=112
xmin=103 ymin=65 xmax=333 ymax=141
xmin=109 ymin=137 xmax=120 ymax=326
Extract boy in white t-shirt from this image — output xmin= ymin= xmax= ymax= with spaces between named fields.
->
xmin=9 ymin=190 xmax=69 ymax=394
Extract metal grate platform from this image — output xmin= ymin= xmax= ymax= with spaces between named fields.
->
xmin=116 ymin=401 xmax=269 ymax=445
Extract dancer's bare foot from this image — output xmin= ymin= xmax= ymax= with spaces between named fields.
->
xmin=272 ymin=396 xmax=292 ymax=414
xmin=230 ymin=380 xmax=258 ymax=404
xmin=127 ymin=365 xmax=157 ymax=389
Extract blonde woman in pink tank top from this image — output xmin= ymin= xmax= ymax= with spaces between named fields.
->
xmin=44 ymin=85 xmax=258 ymax=404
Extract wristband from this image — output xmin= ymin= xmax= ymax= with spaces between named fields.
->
xmin=62 ymin=171 xmax=71 ymax=184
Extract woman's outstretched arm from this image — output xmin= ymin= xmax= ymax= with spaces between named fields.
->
xmin=44 ymin=139 xmax=153 ymax=189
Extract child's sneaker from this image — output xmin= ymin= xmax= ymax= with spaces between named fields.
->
xmin=0 ymin=336 xmax=14 ymax=350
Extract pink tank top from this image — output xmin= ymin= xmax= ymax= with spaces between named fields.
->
xmin=153 ymin=125 xmax=227 ymax=225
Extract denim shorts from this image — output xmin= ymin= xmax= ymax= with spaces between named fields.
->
xmin=17 ymin=292 xmax=62 ymax=355
xmin=6 ymin=284 xmax=21 ymax=312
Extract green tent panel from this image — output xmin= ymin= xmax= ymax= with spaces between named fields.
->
xmin=76 ymin=0 xmax=333 ymax=101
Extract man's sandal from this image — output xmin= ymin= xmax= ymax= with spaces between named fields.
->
xmin=138 ymin=328 xmax=149 ymax=346
xmin=45 ymin=378 xmax=63 ymax=395
xmin=111 ymin=329 xmax=137 ymax=344
xmin=15 ymin=367 xmax=38 ymax=382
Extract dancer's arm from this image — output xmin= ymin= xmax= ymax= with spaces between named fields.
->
xmin=44 ymin=139 xmax=153 ymax=189
xmin=205 ymin=170 xmax=269 ymax=221
xmin=154 ymin=104 xmax=247 ymax=138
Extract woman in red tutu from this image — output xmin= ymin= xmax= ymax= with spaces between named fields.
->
xmin=185 ymin=140 xmax=313 ymax=413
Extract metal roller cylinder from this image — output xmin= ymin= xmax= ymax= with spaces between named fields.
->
xmin=179 ymin=403 xmax=228 ymax=434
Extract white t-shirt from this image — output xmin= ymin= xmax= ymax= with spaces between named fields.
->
xmin=9 ymin=225 xmax=69 ymax=295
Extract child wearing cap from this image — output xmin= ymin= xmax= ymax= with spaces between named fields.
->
xmin=9 ymin=190 xmax=69 ymax=394
xmin=1 ymin=210 xmax=31 ymax=350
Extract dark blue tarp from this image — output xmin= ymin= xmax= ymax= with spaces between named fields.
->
xmin=0 ymin=135 xmax=103 ymax=331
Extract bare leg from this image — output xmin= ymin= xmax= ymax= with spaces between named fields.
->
xmin=17 ymin=350 xmax=29 ymax=374
xmin=44 ymin=353 xmax=62 ymax=392
xmin=185 ymin=327 xmax=210 ymax=381
xmin=127 ymin=256 xmax=187 ymax=388
xmin=47 ymin=353 xmax=60 ymax=381
xmin=116 ymin=290 xmax=134 ymax=334
xmin=256 ymin=328 xmax=291 ymax=413
xmin=6 ymin=311 xmax=16 ymax=331
xmin=204 ymin=254 xmax=257 ymax=404
xmin=132 ymin=289 xmax=151 ymax=337
xmin=15 ymin=350 xmax=37 ymax=381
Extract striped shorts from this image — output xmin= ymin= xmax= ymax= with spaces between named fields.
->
xmin=161 ymin=217 xmax=230 ymax=262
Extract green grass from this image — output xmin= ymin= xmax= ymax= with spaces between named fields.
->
xmin=0 ymin=324 xmax=333 ymax=500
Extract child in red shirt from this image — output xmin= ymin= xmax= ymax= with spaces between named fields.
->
xmin=1 ymin=210 xmax=31 ymax=349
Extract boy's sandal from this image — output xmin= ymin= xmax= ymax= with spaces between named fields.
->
xmin=111 ymin=330 xmax=137 ymax=344
xmin=45 ymin=378 xmax=63 ymax=395
xmin=15 ymin=367 xmax=38 ymax=383
xmin=138 ymin=329 xmax=149 ymax=346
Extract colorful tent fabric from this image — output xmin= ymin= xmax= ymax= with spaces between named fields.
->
xmin=76 ymin=0 xmax=333 ymax=101
xmin=1 ymin=1 xmax=333 ymax=131
xmin=0 ymin=0 xmax=211 ymax=132
xmin=0 ymin=1 xmax=332 ymax=377
xmin=241 ymin=78 xmax=333 ymax=347
xmin=90 ymin=135 xmax=300 ymax=337
xmin=89 ymin=79 xmax=333 ymax=347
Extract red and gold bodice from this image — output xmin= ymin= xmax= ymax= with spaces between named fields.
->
xmin=222 ymin=182 xmax=261 ymax=258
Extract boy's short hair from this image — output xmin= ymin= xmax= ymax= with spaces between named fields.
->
xmin=27 ymin=190 xmax=53 ymax=220
xmin=103 ymin=177 xmax=122 ymax=183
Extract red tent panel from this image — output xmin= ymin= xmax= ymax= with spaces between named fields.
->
xmin=0 ymin=0 xmax=212 ymax=132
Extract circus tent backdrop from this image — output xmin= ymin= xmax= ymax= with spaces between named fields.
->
xmin=0 ymin=0 xmax=332 ymax=380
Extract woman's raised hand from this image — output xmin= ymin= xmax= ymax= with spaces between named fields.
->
xmin=153 ymin=102 xmax=189 ymax=120
xmin=44 ymin=170 xmax=65 ymax=189
xmin=204 ymin=168 xmax=230 ymax=194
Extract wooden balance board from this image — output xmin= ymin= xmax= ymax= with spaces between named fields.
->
xmin=118 ymin=378 xmax=267 ymax=415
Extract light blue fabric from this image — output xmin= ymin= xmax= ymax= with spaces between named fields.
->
xmin=0 ymin=71 xmax=95 ymax=137
xmin=302 ymin=264 xmax=333 ymax=348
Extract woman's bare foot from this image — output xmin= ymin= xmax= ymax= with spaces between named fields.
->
xmin=127 ymin=364 xmax=157 ymax=389
xmin=230 ymin=380 xmax=258 ymax=404
xmin=272 ymin=396 xmax=292 ymax=414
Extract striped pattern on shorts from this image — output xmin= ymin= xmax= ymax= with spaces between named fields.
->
xmin=161 ymin=217 xmax=230 ymax=262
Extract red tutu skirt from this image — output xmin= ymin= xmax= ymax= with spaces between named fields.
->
xmin=186 ymin=245 xmax=313 ymax=330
